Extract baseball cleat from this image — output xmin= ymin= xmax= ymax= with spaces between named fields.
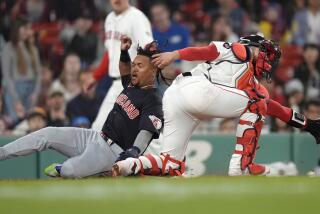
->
xmin=247 ymin=163 xmax=270 ymax=176
xmin=44 ymin=163 xmax=61 ymax=177
xmin=305 ymin=118 xmax=320 ymax=144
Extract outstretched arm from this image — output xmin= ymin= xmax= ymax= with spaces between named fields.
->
xmin=119 ymin=35 xmax=132 ymax=77
xmin=152 ymin=44 xmax=220 ymax=69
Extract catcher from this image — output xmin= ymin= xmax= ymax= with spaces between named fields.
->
xmin=112 ymin=35 xmax=320 ymax=177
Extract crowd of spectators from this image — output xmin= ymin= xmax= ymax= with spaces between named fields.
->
xmin=0 ymin=0 xmax=319 ymax=135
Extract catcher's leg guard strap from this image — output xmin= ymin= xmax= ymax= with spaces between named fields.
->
xmin=145 ymin=154 xmax=161 ymax=175
xmin=135 ymin=155 xmax=162 ymax=176
xmin=161 ymin=154 xmax=186 ymax=176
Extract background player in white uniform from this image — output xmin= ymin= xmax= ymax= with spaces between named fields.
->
xmin=88 ymin=0 xmax=153 ymax=130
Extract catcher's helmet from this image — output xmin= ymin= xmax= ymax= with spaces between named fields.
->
xmin=239 ymin=35 xmax=281 ymax=82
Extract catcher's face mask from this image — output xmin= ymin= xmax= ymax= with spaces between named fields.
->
xmin=258 ymin=40 xmax=281 ymax=82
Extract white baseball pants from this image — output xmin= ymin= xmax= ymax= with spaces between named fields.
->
xmin=160 ymin=74 xmax=249 ymax=161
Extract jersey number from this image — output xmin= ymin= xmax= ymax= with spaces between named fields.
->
xmin=185 ymin=140 xmax=213 ymax=176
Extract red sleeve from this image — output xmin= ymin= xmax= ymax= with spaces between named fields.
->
xmin=267 ymin=99 xmax=292 ymax=124
xmin=92 ymin=52 xmax=109 ymax=81
xmin=178 ymin=44 xmax=220 ymax=61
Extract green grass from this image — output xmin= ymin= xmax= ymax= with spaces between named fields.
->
xmin=0 ymin=176 xmax=320 ymax=214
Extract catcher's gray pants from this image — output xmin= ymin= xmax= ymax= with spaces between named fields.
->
xmin=0 ymin=127 xmax=123 ymax=178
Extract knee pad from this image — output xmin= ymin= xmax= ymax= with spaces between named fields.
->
xmin=244 ymin=88 xmax=268 ymax=117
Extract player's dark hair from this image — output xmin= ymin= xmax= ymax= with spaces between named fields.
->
xmin=137 ymin=41 xmax=161 ymax=58
xmin=137 ymin=42 xmax=174 ymax=86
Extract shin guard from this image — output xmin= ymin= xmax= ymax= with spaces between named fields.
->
xmin=229 ymin=88 xmax=268 ymax=176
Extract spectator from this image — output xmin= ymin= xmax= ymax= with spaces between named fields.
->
xmin=177 ymin=0 xmax=211 ymax=38
xmin=53 ymin=0 xmax=96 ymax=22
xmin=12 ymin=106 xmax=48 ymax=135
xmin=66 ymin=10 xmax=103 ymax=67
xmin=37 ymin=64 xmax=53 ymax=108
xmin=50 ymin=52 xmax=81 ymax=102
xmin=0 ymin=91 xmax=13 ymax=134
xmin=259 ymin=3 xmax=288 ymax=42
xmin=66 ymin=69 xmax=104 ymax=124
xmin=292 ymin=0 xmax=320 ymax=45
xmin=209 ymin=0 xmax=249 ymax=35
xmin=1 ymin=17 xmax=41 ymax=123
xmin=70 ymin=116 xmax=91 ymax=128
xmin=210 ymin=14 xmax=238 ymax=42
xmin=291 ymin=0 xmax=307 ymax=23
xmin=93 ymin=0 xmax=112 ymax=19
xmin=11 ymin=0 xmax=51 ymax=23
xmin=150 ymin=2 xmax=189 ymax=95
xmin=27 ymin=106 xmax=47 ymax=133
xmin=46 ymin=89 xmax=68 ymax=127
xmin=243 ymin=21 xmax=260 ymax=36
xmin=293 ymin=44 xmax=320 ymax=100
xmin=305 ymin=0 xmax=320 ymax=45
xmin=0 ymin=34 xmax=5 ymax=89
xmin=0 ymin=1 xmax=14 ymax=41
xmin=218 ymin=118 xmax=237 ymax=134
xmin=285 ymin=79 xmax=305 ymax=112
xmin=150 ymin=2 xmax=190 ymax=52
xmin=303 ymin=100 xmax=320 ymax=120
xmin=271 ymin=118 xmax=292 ymax=133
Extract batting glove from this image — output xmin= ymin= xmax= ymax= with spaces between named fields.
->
xmin=116 ymin=146 xmax=141 ymax=162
